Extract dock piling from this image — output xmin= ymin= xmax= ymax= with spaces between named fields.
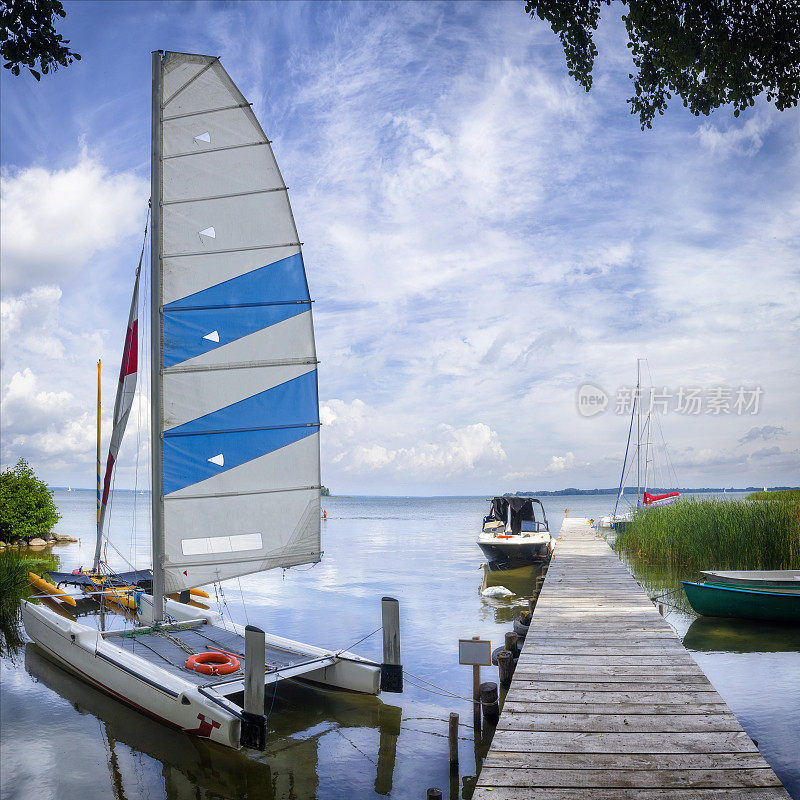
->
xmin=448 ymin=712 xmax=459 ymax=771
xmin=479 ymin=682 xmax=499 ymax=724
xmin=497 ymin=649 xmax=513 ymax=687
xmin=504 ymin=631 xmax=518 ymax=658
xmin=380 ymin=596 xmax=403 ymax=692
xmin=241 ymin=625 xmax=267 ymax=750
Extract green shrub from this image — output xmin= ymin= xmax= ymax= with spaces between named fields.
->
xmin=614 ymin=495 xmax=799 ymax=571
xmin=0 ymin=458 xmax=60 ymax=542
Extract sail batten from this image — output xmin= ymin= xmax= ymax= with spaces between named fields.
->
xmin=155 ymin=51 xmax=321 ymax=593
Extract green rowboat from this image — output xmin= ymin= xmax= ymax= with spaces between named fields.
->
xmin=682 ymin=581 xmax=800 ymax=623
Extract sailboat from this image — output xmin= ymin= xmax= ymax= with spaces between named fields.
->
xmin=598 ymin=359 xmax=680 ymax=528
xmin=22 ymin=51 xmax=387 ymax=751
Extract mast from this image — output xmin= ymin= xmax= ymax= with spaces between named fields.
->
xmin=150 ymin=50 xmax=165 ymax=622
xmin=643 ymin=412 xmax=652 ymax=496
xmin=636 ymin=358 xmax=641 ymax=505
xmin=96 ymin=359 xmax=101 ymax=543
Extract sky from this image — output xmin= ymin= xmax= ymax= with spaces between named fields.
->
xmin=1 ymin=0 xmax=799 ymax=495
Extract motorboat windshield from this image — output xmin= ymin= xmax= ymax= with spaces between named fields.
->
xmin=484 ymin=496 xmax=549 ymax=535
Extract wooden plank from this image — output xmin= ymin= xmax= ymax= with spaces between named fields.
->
xmin=504 ymin=690 xmax=725 ymax=704
xmin=514 ymin=675 xmax=713 ymax=686
xmin=496 ymin=712 xmax=742 ymax=733
xmin=513 ymin=663 xmax=701 ymax=675
xmin=517 ymin=654 xmax=701 ymax=665
xmin=472 ymin=789 xmax=792 ymax=800
xmin=477 ymin=766 xmax=784 ymax=789
xmin=503 ymin=681 xmax=717 ymax=692
xmin=482 ymin=751 xmax=773 ymax=770
xmin=501 ymin=702 xmax=728 ymax=715
xmin=486 ymin=730 xmax=759 ymax=753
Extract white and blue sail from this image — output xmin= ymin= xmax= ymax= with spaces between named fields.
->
xmin=155 ymin=51 xmax=321 ymax=593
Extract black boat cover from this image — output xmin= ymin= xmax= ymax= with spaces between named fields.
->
xmin=46 ymin=569 xmax=153 ymax=590
xmin=488 ymin=497 xmax=547 ymax=535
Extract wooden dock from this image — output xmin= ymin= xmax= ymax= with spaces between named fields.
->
xmin=473 ymin=517 xmax=791 ymax=800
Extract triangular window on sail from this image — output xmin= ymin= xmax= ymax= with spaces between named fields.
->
xmin=194 ymin=131 xmax=211 ymax=144
xmin=203 ymin=330 xmax=220 ymax=342
xmin=207 ymin=453 xmax=224 ymax=467
xmin=199 ymin=226 xmax=216 ymax=239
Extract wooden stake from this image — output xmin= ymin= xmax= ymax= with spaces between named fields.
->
xmin=448 ymin=712 xmax=459 ymax=771
xmin=498 ymin=649 xmax=514 ymax=688
xmin=480 ymin=682 xmax=499 ymax=724
xmin=504 ymin=631 xmax=519 ymax=658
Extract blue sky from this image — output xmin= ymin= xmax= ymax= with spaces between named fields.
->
xmin=2 ymin=0 xmax=799 ymax=494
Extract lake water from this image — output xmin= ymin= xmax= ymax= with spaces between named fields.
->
xmin=1 ymin=490 xmax=798 ymax=799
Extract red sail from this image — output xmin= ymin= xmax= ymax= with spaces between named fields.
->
xmin=642 ymin=491 xmax=680 ymax=505
xmin=97 ymin=269 xmax=140 ymax=541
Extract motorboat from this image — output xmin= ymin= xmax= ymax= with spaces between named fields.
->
xmin=477 ymin=496 xmax=552 ymax=569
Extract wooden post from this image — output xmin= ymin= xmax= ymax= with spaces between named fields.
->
xmin=381 ymin=597 xmax=403 ymax=692
xmin=505 ymin=631 xmax=519 ymax=658
xmin=480 ymin=682 xmax=499 ymax=724
xmin=472 ymin=635 xmax=481 ymax=734
xmin=498 ymin=650 xmax=514 ymax=688
xmin=448 ymin=712 xmax=459 ymax=771
xmin=241 ymin=625 xmax=266 ymax=750
xmin=658 ymin=603 xmax=664 ymax=616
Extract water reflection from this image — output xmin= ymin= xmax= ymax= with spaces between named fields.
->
xmin=683 ymin=616 xmax=800 ymax=653
xmin=25 ymin=644 xmax=403 ymax=799
xmin=479 ymin=564 xmax=543 ymax=623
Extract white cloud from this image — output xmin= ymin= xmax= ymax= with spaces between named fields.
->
xmin=0 ymin=153 xmax=147 ymax=293
xmin=321 ymin=398 xmax=505 ymax=480
xmin=1 ymin=3 xmax=798 ymax=492
xmin=1 ymin=285 xmax=65 ymax=359
xmin=695 ymin=109 xmax=776 ymax=156
xmin=545 ymin=452 xmax=575 ymax=473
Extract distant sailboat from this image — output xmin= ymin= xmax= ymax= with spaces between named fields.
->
xmin=22 ymin=51 xmax=386 ymax=751
xmin=599 ymin=359 xmax=680 ymax=528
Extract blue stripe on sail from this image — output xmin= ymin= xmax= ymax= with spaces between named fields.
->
xmin=162 ymin=253 xmax=311 ymax=368
xmin=163 ymin=370 xmax=319 ymax=494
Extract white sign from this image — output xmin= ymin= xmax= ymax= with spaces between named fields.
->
xmin=458 ymin=639 xmax=491 ymax=666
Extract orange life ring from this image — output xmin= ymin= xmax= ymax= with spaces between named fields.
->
xmin=185 ymin=651 xmax=240 ymax=676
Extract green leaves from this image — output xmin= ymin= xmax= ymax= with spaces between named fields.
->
xmin=524 ymin=0 xmax=800 ymax=129
xmin=0 ymin=458 xmax=61 ymax=542
xmin=1 ymin=0 xmax=81 ymax=81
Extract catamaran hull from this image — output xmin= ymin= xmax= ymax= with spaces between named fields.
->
xmin=22 ymin=598 xmax=382 ymax=750
xmin=21 ymin=600 xmax=241 ymax=748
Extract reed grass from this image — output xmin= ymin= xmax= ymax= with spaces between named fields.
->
xmin=0 ymin=548 xmax=59 ymax=655
xmin=614 ymin=494 xmax=800 ymax=571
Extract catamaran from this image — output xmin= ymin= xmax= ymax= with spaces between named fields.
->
xmin=22 ymin=51 xmax=392 ymax=751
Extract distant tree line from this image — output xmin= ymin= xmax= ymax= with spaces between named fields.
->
xmin=511 ymin=486 xmax=799 ymax=496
